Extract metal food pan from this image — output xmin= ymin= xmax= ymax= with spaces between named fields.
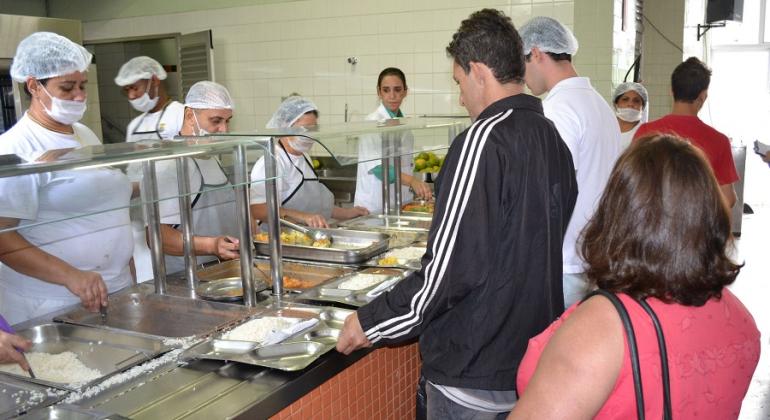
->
xmin=180 ymin=306 xmax=353 ymax=371
xmin=55 ymin=292 xmax=257 ymax=340
xmin=197 ymin=259 xmax=353 ymax=292
xmin=254 ymin=229 xmax=390 ymax=264
xmin=0 ymin=323 xmax=171 ymax=392
xmin=295 ymin=268 xmax=409 ymax=307
xmin=0 ymin=375 xmax=65 ymax=419
xmin=401 ymin=199 xmax=435 ymax=215
xmin=338 ymin=214 xmax=433 ymax=233
xmin=362 ymin=243 xmax=428 ymax=270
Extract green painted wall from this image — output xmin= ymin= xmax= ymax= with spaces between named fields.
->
xmin=47 ymin=0 xmax=296 ymax=22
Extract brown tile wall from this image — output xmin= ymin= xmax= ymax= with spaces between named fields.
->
xmin=270 ymin=343 xmax=420 ymax=419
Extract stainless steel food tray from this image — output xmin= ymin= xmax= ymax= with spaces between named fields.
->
xmin=362 ymin=243 xmax=428 ymax=270
xmin=18 ymin=404 xmax=128 ymax=419
xmin=180 ymin=306 xmax=353 ymax=371
xmin=294 ymin=268 xmax=410 ymax=307
xmin=0 ymin=323 xmax=172 ymax=392
xmin=401 ymin=199 xmax=435 ymax=216
xmin=254 ymin=229 xmax=390 ymax=264
xmin=55 ymin=291 xmax=257 ymax=339
xmin=0 ymin=374 xmax=65 ymax=419
xmin=338 ymin=214 xmax=433 ymax=233
xmin=198 ymin=259 xmax=354 ymax=293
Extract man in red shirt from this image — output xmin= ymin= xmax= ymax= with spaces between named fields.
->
xmin=634 ymin=57 xmax=738 ymax=207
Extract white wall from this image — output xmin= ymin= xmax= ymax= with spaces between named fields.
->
xmin=78 ymin=0 xmax=576 ymax=134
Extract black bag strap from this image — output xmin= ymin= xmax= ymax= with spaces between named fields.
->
xmin=583 ymin=289 xmax=646 ymax=419
xmin=581 ymin=290 xmax=673 ymax=420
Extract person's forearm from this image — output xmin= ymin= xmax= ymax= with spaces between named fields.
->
xmin=155 ymin=224 xmax=218 ymax=257
xmin=250 ymin=203 xmax=310 ymax=224
xmin=0 ymin=221 xmax=80 ymax=287
xmin=400 ymin=173 xmax=415 ymax=186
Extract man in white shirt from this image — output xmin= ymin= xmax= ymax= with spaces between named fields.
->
xmin=519 ymin=16 xmax=622 ymax=308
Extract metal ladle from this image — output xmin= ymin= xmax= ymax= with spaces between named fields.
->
xmin=279 ymin=219 xmax=331 ymax=243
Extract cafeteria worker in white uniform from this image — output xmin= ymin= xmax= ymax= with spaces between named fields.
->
xmin=0 ymin=32 xmax=133 ymax=324
xmin=114 ymin=56 xmax=185 ymax=282
xmin=354 ymin=67 xmax=433 ymax=213
xmin=151 ymin=81 xmax=240 ymax=274
xmin=612 ymin=82 xmax=649 ymax=149
xmin=250 ymin=96 xmax=369 ymax=228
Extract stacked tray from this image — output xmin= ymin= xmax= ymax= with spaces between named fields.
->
xmin=180 ymin=306 xmax=353 ymax=372
xmin=195 ymin=259 xmax=355 ymax=302
xmin=55 ymin=291 xmax=257 ymax=339
xmin=253 ymin=229 xmax=390 ymax=264
xmin=294 ymin=268 xmax=410 ymax=307
xmin=0 ymin=323 xmax=172 ymax=392
xmin=338 ymin=214 xmax=433 ymax=233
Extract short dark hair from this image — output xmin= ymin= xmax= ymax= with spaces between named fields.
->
xmin=377 ymin=67 xmax=407 ymax=90
xmin=446 ymin=8 xmax=525 ymax=84
xmin=581 ymin=134 xmax=741 ymax=306
xmin=525 ymin=52 xmax=572 ymax=63
xmin=671 ymin=57 xmax=711 ymax=103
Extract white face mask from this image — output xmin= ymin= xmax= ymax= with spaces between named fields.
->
xmin=616 ymin=107 xmax=643 ymax=123
xmin=128 ymin=81 xmax=159 ymax=113
xmin=288 ymin=137 xmax=315 ymax=153
xmin=192 ymin=110 xmax=209 ymax=136
xmin=38 ymin=83 xmax=87 ymax=126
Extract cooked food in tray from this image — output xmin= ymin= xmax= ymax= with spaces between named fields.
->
xmin=378 ymin=246 xmax=427 ymax=266
xmin=337 ymin=273 xmax=392 ymax=290
xmin=0 ymin=351 xmax=101 ymax=384
xmin=254 ymin=231 xmax=331 ymax=248
xmin=221 ymin=316 xmax=318 ymax=346
xmin=402 ymin=200 xmax=435 ymax=214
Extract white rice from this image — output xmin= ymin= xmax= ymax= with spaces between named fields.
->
xmin=0 ymin=351 xmax=102 ymax=384
xmin=221 ymin=317 xmax=301 ymax=343
xmin=338 ymin=273 xmax=391 ymax=290
xmin=383 ymin=246 xmax=426 ymax=263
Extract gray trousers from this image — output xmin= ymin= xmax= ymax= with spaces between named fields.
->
xmin=426 ymin=382 xmax=510 ymax=420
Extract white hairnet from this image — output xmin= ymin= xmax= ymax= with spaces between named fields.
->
xmin=114 ymin=56 xmax=167 ymax=86
xmin=266 ymin=96 xmax=318 ymax=129
xmin=185 ymin=81 xmax=234 ymax=110
xmin=613 ymin=82 xmax=649 ymax=107
xmin=519 ymin=16 xmax=579 ymax=56
xmin=10 ymin=32 xmax=92 ymax=83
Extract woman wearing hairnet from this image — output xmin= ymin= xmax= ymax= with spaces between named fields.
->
xmin=0 ymin=32 xmax=133 ymax=323
xmin=613 ymin=82 xmax=649 ymax=149
xmin=150 ymin=81 xmax=240 ymax=274
xmin=250 ymin=96 xmax=369 ymax=228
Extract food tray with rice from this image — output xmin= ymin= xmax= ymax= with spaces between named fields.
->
xmin=294 ymin=267 xmax=411 ymax=307
xmin=180 ymin=305 xmax=354 ymax=371
xmin=0 ymin=323 xmax=173 ymax=392
xmin=195 ymin=259 xmax=355 ymax=302
xmin=362 ymin=243 xmax=428 ymax=270
xmin=55 ymin=291 xmax=258 ymax=340
xmin=253 ymin=229 xmax=390 ymax=264
xmin=338 ymin=214 xmax=433 ymax=233
xmin=0 ymin=374 xmax=66 ymax=418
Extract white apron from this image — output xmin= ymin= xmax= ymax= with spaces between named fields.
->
xmin=279 ymin=144 xmax=334 ymax=220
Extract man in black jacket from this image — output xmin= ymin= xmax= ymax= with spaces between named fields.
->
xmin=337 ymin=9 xmax=577 ymax=418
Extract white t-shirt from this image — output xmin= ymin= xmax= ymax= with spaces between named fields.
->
xmin=249 ymin=144 xmax=316 ymax=205
xmin=543 ymin=77 xmax=622 ymax=274
xmin=125 ymin=100 xmax=185 ymax=143
xmin=353 ymin=103 xmax=414 ymax=212
xmin=125 ymin=101 xmax=185 ymax=183
xmin=620 ymin=123 xmax=641 ymax=150
xmin=0 ymin=114 xmax=133 ymax=298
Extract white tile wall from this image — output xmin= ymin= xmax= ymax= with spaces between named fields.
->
xmin=80 ymin=0 xmax=590 ymax=135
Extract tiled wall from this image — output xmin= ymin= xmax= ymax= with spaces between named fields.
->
xmin=270 ymin=343 xmax=421 ymax=419
xmin=640 ymin=0 xmax=686 ymax=120
xmin=76 ymin=0 xmax=578 ymax=135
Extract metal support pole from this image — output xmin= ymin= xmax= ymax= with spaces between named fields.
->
xmin=380 ymin=133 xmax=391 ymax=216
xmin=233 ymin=145 xmax=257 ymax=307
xmin=393 ymin=154 xmax=402 ymax=217
xmin=141 ymin=160 xmax=167 ymax=294
xmin=263 ymin=137 xmax=285 ymax=302
xmin=176 ymin=157 xmax=198 ymax=291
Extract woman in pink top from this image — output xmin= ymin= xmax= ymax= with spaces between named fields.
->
xmin=510 ymin=135 xmax=760 ymax=419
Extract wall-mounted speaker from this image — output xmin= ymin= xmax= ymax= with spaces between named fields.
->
xmin=706 ymin=0 xmax=744 ymax=23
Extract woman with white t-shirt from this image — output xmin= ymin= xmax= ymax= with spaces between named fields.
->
xmin=0 ymin=32 xmax=133 ymax=324
xmin=613 ymin=82 xmax=649 ymax=149
xmin=250 ymin=96 xmax=369 ymax=228
xmin=354 ymin=68 xmax=433 ymax=213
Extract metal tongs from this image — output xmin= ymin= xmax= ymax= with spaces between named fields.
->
xmin=279 ymin=219 xmax=332 ymax=244
xmin=0 ymin=314 xmax=35 ymax=379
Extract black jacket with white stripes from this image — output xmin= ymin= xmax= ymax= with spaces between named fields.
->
xmin=357 ymin=94 xmax=578 ymax=391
